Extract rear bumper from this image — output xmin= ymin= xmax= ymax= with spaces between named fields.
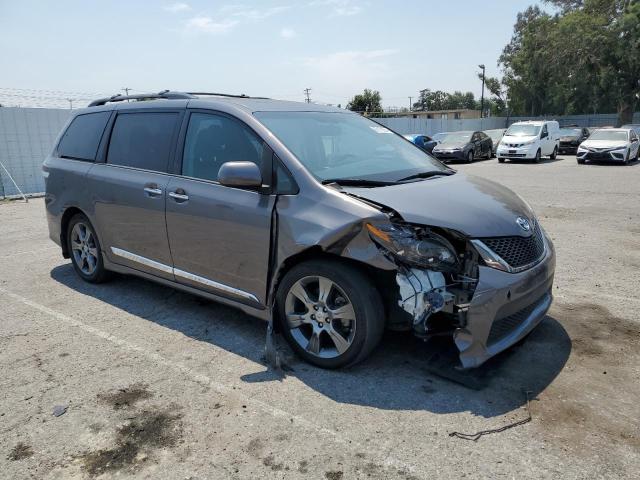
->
xmin=453 ymin=233 xmax=556 ymax=368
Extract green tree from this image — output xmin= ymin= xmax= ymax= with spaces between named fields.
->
xmin=413 ymin=89 xmax=478 ymax=111
xmin=500 ymin=0 xmax=640 ymax=124
xmin=478 ymin=74 xmax=508 ymax=115
xmin=347 ymin=89 xmax=383 ymax=114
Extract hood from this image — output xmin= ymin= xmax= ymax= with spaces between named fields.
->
xmin=560 ymin=135 xmax=580 ymax=141
xmin=580 ymin=139 xmax=627 ymax=150
xmin=502 ymin=134 xmax=537 ymax=143
xmin=342 ymin=173 xmax=535 ymax=238
xmin=434 ymin=141 xmax=468 ymax=150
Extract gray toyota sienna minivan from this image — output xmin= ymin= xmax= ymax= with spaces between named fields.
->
xmin=44 ymin=91 xmax=555 ymax=369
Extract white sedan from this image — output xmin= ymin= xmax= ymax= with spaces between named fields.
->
xmin=577 ymin=128 xmax=640 ymax=164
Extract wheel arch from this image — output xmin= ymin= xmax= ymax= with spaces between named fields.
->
xmin=268 ymin=247 xmax=396 ymax=332
xmin=60 ymin=206 xmax=88 ymax=258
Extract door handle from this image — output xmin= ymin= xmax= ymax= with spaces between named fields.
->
xmin=144 ymin=187 xmax=163 ymax=196
xmin=169 ymin=191 xmax=189 ymax=202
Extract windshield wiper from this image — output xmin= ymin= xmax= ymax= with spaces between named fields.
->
xmin=321 ymin=178 xmax=397 ymax=187
xmin=396 ymin=170 xmax=454 ymax=182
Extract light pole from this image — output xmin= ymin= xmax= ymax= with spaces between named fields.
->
xmin=478 ymin=64 xmax=486 ymax=118
xmin=408 ymin=96 xmax=412 ymax=112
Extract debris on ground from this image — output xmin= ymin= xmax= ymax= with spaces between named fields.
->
xmin=52 ymin=405 xmax=68 ymax=417
xmin=8 ymin=442 xmax=34 ymax=461
xmin=449 ymin=392 xmax=532 ymax=441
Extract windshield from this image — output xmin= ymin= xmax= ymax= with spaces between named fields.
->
xmin=254 ymin=112 xmax=450 ymax=182
xmin=587 ymin=130 xmax=628 ymax=141
xmin=438 ymin=132 xmax=472 ymax=143
xmin=559 ymin=128 xmax=581 ymax=136
xmin=432 ymin=133 xmax=448 ymax=142
xmin=505 ymin=124 xmax=541 ymax=137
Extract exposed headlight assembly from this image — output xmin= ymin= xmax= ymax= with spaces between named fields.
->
xmin=366 ymin=223 xmax=458 ymax=271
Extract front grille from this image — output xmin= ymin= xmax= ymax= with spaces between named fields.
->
xmin=481 ymin=221 xmax=545 ymax=270
xmin=487 ymin=292 xmax=548 ymax=345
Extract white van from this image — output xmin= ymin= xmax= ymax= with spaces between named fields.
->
xmin=497 ymin=121 xmax=560 ymax=163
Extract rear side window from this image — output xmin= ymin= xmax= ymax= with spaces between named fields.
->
xmin=107 ymin=112 xmax=178 ymax=172
xmin=57 ymin=112 xmax=110 ymax=161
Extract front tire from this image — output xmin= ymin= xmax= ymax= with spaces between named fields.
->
xmin=66 ymin=213 xmax=111 ymax=283
xmin=533 ymin=149 xmax=541 ymax=163
xmin=276 ymin=259 xmax=384 ymax=369
xmin=467 ymin=151 xmax=474 ymax=163
xmin=498 ymin=158 xmax=505 ymax=163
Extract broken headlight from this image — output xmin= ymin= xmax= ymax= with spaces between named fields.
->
xmin=366 ymin=223 xmax=458 ymax=271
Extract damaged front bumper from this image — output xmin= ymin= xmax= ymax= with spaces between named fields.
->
xmin=396 ymin=233 xmax=556 ymax=369
xmin=454 ymin=239 xmax=555 ymax=368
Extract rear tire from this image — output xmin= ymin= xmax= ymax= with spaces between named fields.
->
xmin=276 ymin=259 xmax=384 ymax=369
xmin=550 ymin=146 xmax=558 ymax=160
xmin=66 ymin=213 xmax=111 ymax=283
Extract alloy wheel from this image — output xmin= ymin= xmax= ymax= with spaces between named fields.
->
xmin=284 ymin=276 xmax=356 ymax=359
xmin=70 ymin=222 xmax=99 ymax=275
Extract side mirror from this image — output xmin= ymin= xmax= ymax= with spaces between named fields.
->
xmin=218 ymin=161 xmax=262 ymax=189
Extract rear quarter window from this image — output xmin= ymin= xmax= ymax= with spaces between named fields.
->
xmin=57 ymin=111 xmax=111 ymax=161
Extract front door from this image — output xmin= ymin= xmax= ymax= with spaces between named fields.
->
xmin=541 ymin=124 xmax=551 ymax=155
xmin=165 ymin=111 xmax=274 ymax=307
xmin=90 ymin=110 xmax=182 ymax=280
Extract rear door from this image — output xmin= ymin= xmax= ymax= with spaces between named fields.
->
xmin=165 ymin=110 xmax=274 ymax=307
xmin=88 ymin=109 xmax=182 ymax=280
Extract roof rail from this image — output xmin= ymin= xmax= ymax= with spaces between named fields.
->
xmin=88 ymin=90 xmax=195 ymax=107
xmin=187 ymin=92 xmax=270 ymax=100
xmin=88 ymin=90 xmax=270 ymax=107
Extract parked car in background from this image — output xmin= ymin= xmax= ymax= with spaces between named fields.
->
xmin=621 ymin=124 xmax=640 ymax=136
xmin=431 ymin=131 xmax=492 ymax=163
xmin=484 ymin=128 xmax=506 ymax=157
xmin=403 ymin=134 xmax=437 ymax=153
xmin=558 ymin=126 xmax=590 ymax=154
xmin=576 ymin=128 xmax=639 ymax=164
xmin=497 ymin=120 xmax=560 ymax=163
xmin=43 ymin=90 xmax=555 ymax=370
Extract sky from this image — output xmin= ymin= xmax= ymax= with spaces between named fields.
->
xmin=0 ymin=0 xmax=544 ymax=109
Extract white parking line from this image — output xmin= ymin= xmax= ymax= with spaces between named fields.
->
xmin=0 ymin=286 xmax=420 ymax=477
xmin=0 ymin=246 xmax=59 ymax=258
